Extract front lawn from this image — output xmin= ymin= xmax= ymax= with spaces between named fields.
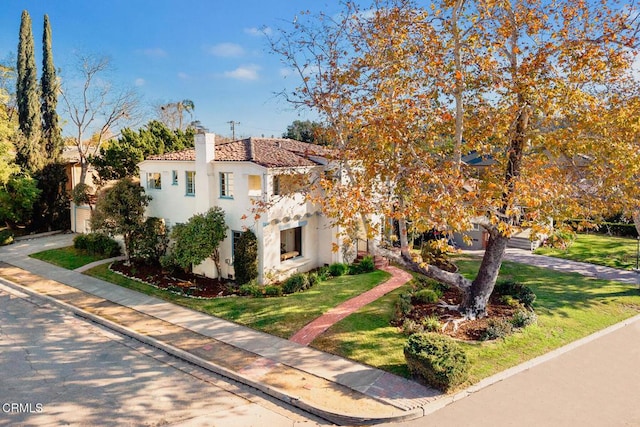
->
xmin=313 ymin=258 xmax=640 ymax=385
xmin=29 ymin=246 xmax=115 ymax=270
xmin=85 ymin=263 xmax=390 ymax=338
xmin=534 ymin=233 xmax=640 ymax=270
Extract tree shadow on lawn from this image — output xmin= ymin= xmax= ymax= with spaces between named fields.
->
xmin=496 ymin=261 xmax=640 ymax=315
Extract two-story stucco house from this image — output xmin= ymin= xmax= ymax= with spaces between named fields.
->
xmin=138 ymin=133 xmax=345 ymax=284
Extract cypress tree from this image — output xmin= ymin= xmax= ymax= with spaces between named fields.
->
xmin=41 ymin=14 xmax=62 ymax=161
xmin=16 ymin=10 xmax=44 ymax=173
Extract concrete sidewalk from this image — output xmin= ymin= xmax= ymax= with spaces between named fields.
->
xmin=0 ymin=234 xmax=437 ymax=425
xmin=3 ymin=235 xmax=640 ymax=425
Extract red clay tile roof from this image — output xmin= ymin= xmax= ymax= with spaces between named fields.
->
xmin=145 ymin=137 xmax=328 ymax=168
xmin=146 ymin=148 xmax=196 ymax=161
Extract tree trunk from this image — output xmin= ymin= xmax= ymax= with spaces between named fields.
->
xmin=460 ymin=232 xmax=509 ymax=318
xmin=398 ymin=217 xmax=412 ymax=259
xmin=79 ymin=156 xmax=89 ymax=185
xmin=211 ymin=248 xmax=222 ymax=280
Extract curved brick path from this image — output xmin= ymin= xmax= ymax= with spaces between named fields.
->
xmin=289 ymin=265 xmax=412 ymax=346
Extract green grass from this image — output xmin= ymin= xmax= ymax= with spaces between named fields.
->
xmin=29 ymin=246 xmax=115 ymax=270
xmin=313 ymin=258 xmax=640 ymax=386
xmin=85 ymin=264 xmax=390 ymax=339
xmin=535 ymin=233 xmax=640 ymax=270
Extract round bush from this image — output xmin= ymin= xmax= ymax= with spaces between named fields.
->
xmin=328 ymin=263 xmax=348 ymax=277
xmin=413 ymin=288 xmax=441 ymax=304
xmin=404 ymin=333 xmax=469 ymax=391
xmin=282 ymin=273 xmax=309 ymax=294
xmin=481 ymin=318 xmax=514 ymax=341
xmin=511 ymin=309 xmax=538 ymax=328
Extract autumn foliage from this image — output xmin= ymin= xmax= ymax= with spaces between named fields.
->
xmin=273 ymin=0 xmax=640 ymax=318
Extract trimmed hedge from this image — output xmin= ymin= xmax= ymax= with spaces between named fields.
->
xmin=566 ymin=219 xmax=639 ymax=238
xmin=73 ymin=233 xmax=121 ymax=257
xmin=404 ymin=333 xmax=469 ymax=391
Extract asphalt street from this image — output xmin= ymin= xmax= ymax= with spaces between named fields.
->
xmin=0 ymin=284 xmax=326 ymax=427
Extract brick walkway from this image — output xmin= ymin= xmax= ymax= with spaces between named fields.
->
xmin=289 ymin=265 xmax=413 ymax=346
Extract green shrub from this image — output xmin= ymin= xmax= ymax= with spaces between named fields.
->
xmin=328 ymin=262 xmax=348 ymax=277
xmin=511 ymin=309 xmax=538 ymax=328
xmin=404 ymin=333 xmax=469 ymax=391
xmin=500 ymin=295 xmax=521 ymax=308
xmin=73 ymin=233 xmax=88 ymax=250
xmin=421 ymin=315 xmax=442 ymax=332
xmin=282 ymin=273 xmax=310 ymax=294
xmin=0 ymin=230 xmax=13 ymax=246
xmin=402 ymin=318 xmax=423 ymax=335
xmin=481 ymin=318 xmax=514 ymax=341
xmin=494 ymin=280 xmax=536 ymax=308
xmin=394 ymin=292 xmax=414 ymax=320
xmin=234 ymin=230 xmax=258 ymax=286
xmin=74 ymin=233 xmax=121 ymax=257
xmin=130 ymin=217 xmax=169 ymax=265
xmin=413 ymin=288 xmax=441 ymax=304
xmin=239 ymin=281 xmax=262 ymax=297
xmin=264 ymin=285 xmax=283 ymax=297
xmin=352 ymin=256 xmax=375 ymax=274
xmin=307 ymin=272 xmax=320 ymax=288
xmin=317 ymin=266 xmax=330 ymax=281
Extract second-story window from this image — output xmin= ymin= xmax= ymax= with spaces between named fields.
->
xmin=185 ymin=171 xmax=195 ymax=196
xmin=248 ymin=175 xmax=261 ymax=196
xmin=147 ymin=172 xmax=161 ymax=190
xmin=172 ymin=170 xmax=178 ymax=185
xmin=220 ymin=172 xmax=233 ymax=198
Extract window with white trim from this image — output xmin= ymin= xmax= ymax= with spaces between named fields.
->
xmin=185 ymin=171 xmax=195 ymax=196
xmin=147 ymin=172 xmax=161 ymax=189
xmin=220 ymin=172 xmax=233 ymax=198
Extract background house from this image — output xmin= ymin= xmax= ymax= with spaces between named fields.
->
xmin=139 ymin=133 xmax=346 ymax=284
xmin=63 ymin=147 xmax=99 ymax=234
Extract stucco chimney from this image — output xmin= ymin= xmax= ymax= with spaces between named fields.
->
xmin=194 ymin=133 xmax=215 ymax=214
xmin=195 ymin=132 xmax=215 ymax=163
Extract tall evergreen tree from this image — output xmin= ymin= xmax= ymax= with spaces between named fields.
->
xmin=16 ymin=10 xmax=43 ymax=173
xmin=41 ymin=14 xmax=62 ymax=161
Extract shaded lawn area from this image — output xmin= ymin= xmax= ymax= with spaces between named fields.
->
xmin=85 ymin=263 xmax=390 ymax=339
xmin=535 ymin=233 xmax=640 ymax=270
xmin=29 ymin=246 xmax=114 ymax=270
xmin=312 ymin=258 xmax=640 ymax=385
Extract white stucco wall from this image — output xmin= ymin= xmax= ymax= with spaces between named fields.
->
xmin=138 ymin=160 xmax=199 ymax=227
xmin=138 ymin=139 xmax=343 ymax=284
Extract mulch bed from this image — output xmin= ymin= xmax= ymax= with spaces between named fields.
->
xmin=398 ymin=287 xmax=519 ymax=341
xmin=110 ymin=261 xmax=234 ymax=298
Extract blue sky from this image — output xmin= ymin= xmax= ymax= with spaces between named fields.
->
xmin=0 ymin=1 xmax=338 ymax=139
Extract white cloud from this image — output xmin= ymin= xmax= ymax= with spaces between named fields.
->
xmin=224 ymin=65 xmax=260 ymax=81
xmin=134 ymin=78 xmax=145 ymax=86
xmin=139 ymin=48 xmax=167 ymax=58
xmin=244 ymin=26 xmax=272 ymax=37
xmin=279 ymin=67 xmax=293 ymax=77
xmin=208 ymin=43 xmax=245 ymax=57
xmin=177 ymin=72 xmax=190 ymax=80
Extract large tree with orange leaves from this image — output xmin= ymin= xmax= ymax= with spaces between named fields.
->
xmin=273 ymin=0 xmax=640 ymax=318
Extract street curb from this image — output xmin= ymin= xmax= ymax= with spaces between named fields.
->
xmin=0 ymin=276 xmax=424 ymax=426
xmin=420 ymin=312 xmax=640 ymax=416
